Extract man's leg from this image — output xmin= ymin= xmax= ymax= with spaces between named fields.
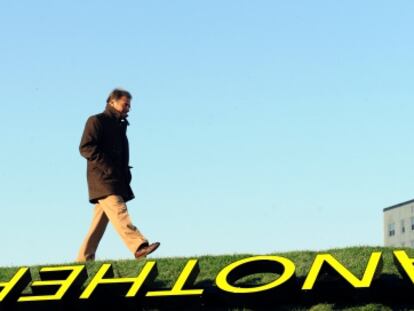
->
xmin=76 ymin=202 xmax=109 ymax=262
xmin=97 ymin=194 xmax=148 ymax=254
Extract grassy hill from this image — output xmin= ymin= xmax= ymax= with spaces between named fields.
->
xmin=1 ymin=245 xmax=414 ymax=310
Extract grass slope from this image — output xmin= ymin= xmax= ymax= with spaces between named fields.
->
xmin=1 ymin=245 xmax=413 ymax=310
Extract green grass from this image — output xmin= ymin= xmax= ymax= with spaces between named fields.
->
xmin=1 ymin=245 xmax=414 ymax=310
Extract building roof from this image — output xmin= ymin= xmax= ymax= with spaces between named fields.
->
xmin=383 ymin=198 xmax=414 ymax=212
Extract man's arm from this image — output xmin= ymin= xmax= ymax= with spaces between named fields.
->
xmin=79 ymin=116 xmax=114 ymax=175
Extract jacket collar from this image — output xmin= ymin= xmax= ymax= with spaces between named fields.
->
xmin=104 ymin=103 xmax=130 ymax=126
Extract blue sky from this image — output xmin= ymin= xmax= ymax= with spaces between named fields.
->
xmin=0 ymin=1 xmax=413 ymax=266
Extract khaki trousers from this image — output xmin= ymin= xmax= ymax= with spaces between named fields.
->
xmin=76 ymin=194 xmax=148 ymax=262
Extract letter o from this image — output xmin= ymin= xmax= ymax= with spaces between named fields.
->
xmin=215 ymin=255 xmax=295 ymax=294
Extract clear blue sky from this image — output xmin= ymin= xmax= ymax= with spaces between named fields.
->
xmin=1 ymin=1 xmax=413 ymax=266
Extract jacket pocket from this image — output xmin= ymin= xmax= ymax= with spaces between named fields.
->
xmin=102 ymin=166 xmax=120 ymax=181
xmin=91 ymin=166 xmax=105 ymax=180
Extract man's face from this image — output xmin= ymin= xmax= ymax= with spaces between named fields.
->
xmin=111 ymin=96 xmax=131 ymax=117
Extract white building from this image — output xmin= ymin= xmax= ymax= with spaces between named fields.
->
xmin=383 ymin=199 xmax=414 ymax=247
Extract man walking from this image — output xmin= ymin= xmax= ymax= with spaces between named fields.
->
xmin=76 ymin=88 xmax=160 ymax=262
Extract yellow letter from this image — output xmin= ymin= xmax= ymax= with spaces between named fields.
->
xmin=146 ymin=259 xmax=203 ymax=297
xmin=0 ymin=268 xmax=31 ymax=302
xmin=393 ymin=250 xmax=414 ymax=283
xmin=80 ymin=261 xmax=157 ymax=299
xmin=215 ymin=255 xmax=296 ymax=294
xmin=302 ymin=251 xmax=382 ymax=290
xmin=18 ymin=265 xmax=86 ymax=302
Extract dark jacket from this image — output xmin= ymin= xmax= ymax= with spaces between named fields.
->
xmin=79 ymin=103 xmax=134 ymax=204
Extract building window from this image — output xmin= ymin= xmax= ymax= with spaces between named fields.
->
xmin=402 ymin=219 xmax=406 ymax=233
xmin=411 ymin=217 xmax=414 ymax=230
xmin=388 ymin=223 xmax=395 ymax=236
